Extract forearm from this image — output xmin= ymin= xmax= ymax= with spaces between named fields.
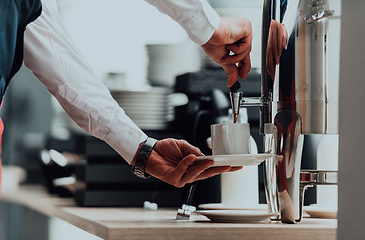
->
xmin=145 ymin=0 xmax=220 ymax=45
xmin=23 ymin=0 xmax=147 ymax=163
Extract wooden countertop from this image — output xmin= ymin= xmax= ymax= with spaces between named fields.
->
xmin=1 ymin=185 xmax=337 ymax=240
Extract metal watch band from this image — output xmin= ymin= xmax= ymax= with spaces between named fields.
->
xmin=132 ymin=137 xmax=158 ymax=179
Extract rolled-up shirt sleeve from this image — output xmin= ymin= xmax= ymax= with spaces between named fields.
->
xmin=145 ymin=0 xmax=220 ymax=45
xmin=23 ymin=0 xmax=147 ymax=164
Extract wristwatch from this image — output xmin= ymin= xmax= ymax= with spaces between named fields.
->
xmin=132 ymin=137 xmax=158 ymax=179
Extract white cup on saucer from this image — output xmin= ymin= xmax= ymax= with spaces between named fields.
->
xmin=211 ymin=123 xmax=251 ymax=155
xmin=210 ymin=122 xmax=259 ymax=209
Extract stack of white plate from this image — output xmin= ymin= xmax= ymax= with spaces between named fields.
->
xmin=111 ymin=87 xmax=172 ymax=130
xmin=147 ymin=42 xmax=201 ymax=87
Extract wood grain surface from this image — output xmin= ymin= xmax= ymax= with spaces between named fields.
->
xmin=1 ymin=185 xmax=337 ymax=240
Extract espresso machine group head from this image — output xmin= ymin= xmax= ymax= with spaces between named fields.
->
xmin=230 ymin=0 xmax=339 ymax=223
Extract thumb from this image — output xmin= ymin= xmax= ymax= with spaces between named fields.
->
xmin=178 ymin=140 xmax=204 ymax=156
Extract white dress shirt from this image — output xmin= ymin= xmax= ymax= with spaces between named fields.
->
xmin=23 ymin=0 xmax=220 ymax=164
xmin=145 ymin=0 xmax=220 ymax=45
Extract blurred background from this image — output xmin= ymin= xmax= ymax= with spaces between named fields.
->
xmin=0 ymin=0 xmax=265 ymax=200
xmin=0 ymin=1 xmax=265 ymax=239
xmin=0 ymin=0 xmax=342 ymax=239
xmin=0 ymin=0 xmax=264 ymax=168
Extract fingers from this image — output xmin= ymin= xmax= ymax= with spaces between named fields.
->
xmin=184 ymin=162 xmax=244 ymax=182
xmin=239 ymin=54 xmax=251 ymax=79
xmin=190 ymin=165 xmax=232 ymax=182
xmin=170 ymin=154 xmax=198 ymax=181
xmin=173 ymin=156 xmax=213 ymax=182
xmin=201 ymin=17 xmax=253 ymax=88
xmin=178 ymin=139 xmax=204 ymax=157
xmin=181 ymin=160 xmax=216 ymax=183
xmin=187 ymin=165 xmax=244 ymax=183
xmin=163 ymin=155 xmax=244 ymax=187
xmin=222 ymin=34 xmax=252 ymax=80
xmin=223 ymin=53 xmax=251 ymax=85
xmin=222 ymin=35 xmax=251 ymax=86
xmin=227 ymin=166 xmax=244 ymax=172
xmin=222 ymin=48 xmax=250 ymax=65
xmin=224 ymin=54 xmax=250 ymax=87
xmin=222 ymin=63 xmax=239 ymax=87
xmin=170 ymin=158 xmax=215 ymax=188
xmin=225 ymin=33 xmax=252 ymax=55
xmin=145 ymin=138 xmax=244 ymax=188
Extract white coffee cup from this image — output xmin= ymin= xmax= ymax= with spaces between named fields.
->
xmin=211 ymin=123 xmax=251 ymax=155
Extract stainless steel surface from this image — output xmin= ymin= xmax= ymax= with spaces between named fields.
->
xmin=300 ymin=170 xmax=338 ymax=185
xmin=265 ymin=0 xmax=338 ymax=135
xmin=241 ymin=97 xmax=264 ymax=106
xmin=304 ymin=10 xmax=335 ymax=23
xmin=229 ymin=92 xmax=243 ymax=120
xmin=263 ymin=123 xmax=279 ymax=214
xmin=228 ymin=0 xmax=339 ymax=223
xmin=272 ymin=110 xmax=304 ymax=223
xmin=260 ymin=0 xmax=274 ymax=135
xmin=298 ymin=170 xmax=338 ymax=221
xmin=261 ymin=0 xmax=339 ymax=223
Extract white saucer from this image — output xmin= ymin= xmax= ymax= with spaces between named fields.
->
xmin=303 ymin=205 xmax=337 ymax=219
xmin=195 ymin=210 xmax=279 ymax=223
xmin=198 ymin=203 xmax=268 ymax=211
xmin=196 ymin=154 xmax=274 ymax=167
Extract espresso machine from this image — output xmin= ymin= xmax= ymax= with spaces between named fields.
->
xmin=231 ymin=0 xmax=339 ymax=223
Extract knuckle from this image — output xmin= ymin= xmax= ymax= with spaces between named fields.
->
xmin=175 ymin=182 xmax=184 ymax=188
xmin=170 ymin=180 xmax=179 ymax=187
xmin=180 ymin=139 xmax=189 ymax=145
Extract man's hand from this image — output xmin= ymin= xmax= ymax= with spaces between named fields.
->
xmin=201 ymin=17 xmax=253 ymax=88
xmin=143 ymin=138 xmax=242 ymax=188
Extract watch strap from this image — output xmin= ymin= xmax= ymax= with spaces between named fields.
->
xmin=132 ymin=137 xmax=158 ymax=179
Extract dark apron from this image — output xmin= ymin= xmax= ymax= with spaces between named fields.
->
xmin=0 ymin=102 xmax=4 ymax=187
xmin=0 ymin=0 xmax=42 ymax=186
xmin=0 ymin=102 xmax=3 ymax=189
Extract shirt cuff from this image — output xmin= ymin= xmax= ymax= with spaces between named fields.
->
xmin=179 ymin=1 xmax=220 ymax=45
xmin=145 ymin=0 xmax=220 ymax=45
xmin=104 ymin=118 xmax=148 ymax=164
